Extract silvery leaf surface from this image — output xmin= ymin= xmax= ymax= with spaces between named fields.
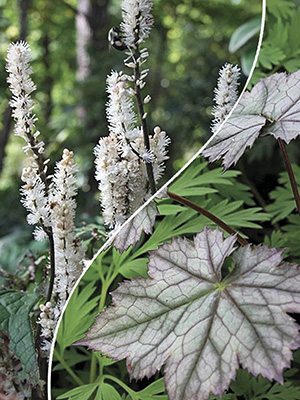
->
xmin=79 ymin=228 xmax=300 ymax=400
xmin=203 ymin=70 xmax=300 ymax=168
xmin=113 ymin=203 xmax=157 ymax=251
xmin=261 ymin=71 xmax=300 ymax=142
xmin=202 ymin=114 xmax=265 ymax=168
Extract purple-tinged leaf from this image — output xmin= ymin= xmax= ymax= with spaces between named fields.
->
xmin=203 ymin=70 xmax=300 ymax=168
xmin=78 ymin=228 xmax=300 ymax=400
xmin=113 ymin=203 xmax=157 ymax=251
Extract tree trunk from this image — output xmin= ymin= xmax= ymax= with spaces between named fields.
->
xmin=76 ymin=0 xmax=109 ymax=123
xmin=76 ymin=0 xmax=92 ymax=122
xmin=41 ymin=32 xmax=54 ymax=125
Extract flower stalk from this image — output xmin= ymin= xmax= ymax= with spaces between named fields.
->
xmin=121 ymin=1 xmax=157 ymax=194
xmin=133 ymin=33 xmax=156 ymax=194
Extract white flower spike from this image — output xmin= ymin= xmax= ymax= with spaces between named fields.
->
xmin=212 ymin=63 xmax=240 ymax=133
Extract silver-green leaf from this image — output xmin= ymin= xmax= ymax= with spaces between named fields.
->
xmin=203 ymin=70 xmax=300 ymax=168
xmin=78 ymin=228 xmax=300 ymax=400
xmin=113 ymin=203 xmax=157 ymax=251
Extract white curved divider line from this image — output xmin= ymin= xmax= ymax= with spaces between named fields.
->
xmin=47 ymin=1 xmax=266 ymax=396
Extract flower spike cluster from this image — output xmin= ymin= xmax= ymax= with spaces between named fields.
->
xmin=51 ymin=149 xmax=85 ymax=311
xmin=95 ymin=0 xmax=170 ymax=234
xmin=6 ymin=42 xmax=50 ymax=231
xmin=212 ymin=63 xmax=241 ymax=133
xmin=6 ymin=42 xmax=84 ymax=354
xmin=6 ymin=41 xmax=39 ymax=147
xmin=95 ymin=69 xmax=170 ymax=230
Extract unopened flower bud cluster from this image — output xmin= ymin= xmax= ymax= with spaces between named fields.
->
xmin=212 ymin=63 xmax=241 ymax=133
xmin=38 ymin=302 xmax=55 ymax=344
xmin=50 ymin=149 xmax=85 ymax=315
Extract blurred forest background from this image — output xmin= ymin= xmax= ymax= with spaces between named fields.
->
xmin=0 ymin=0 xmax=262 ymax=275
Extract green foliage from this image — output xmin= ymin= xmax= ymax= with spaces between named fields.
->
xmin=250 ymin=1 xmax=300 ymax=85
xmin=2 ymin=0 xmax=297 ymax=398
xmin=266 ymin=164 xmax=300 ymax=223
xmin=0 ymin=290 xmax=40 ymax=382
xmin=282 ymin=215 xmax=300 ymax=260
xmin=56 ymin=378 xmax=167 ymax=400
xmin=52 ymin=158 xmax=274 ymax=398
xmin=57 ymin=383 xmax=99 ymax=400
xmin=267 ymin=0 xmax=295 ymax=20
xmin=229 ymin=17 xmax=261 ymax=54
xmin=228 ymin=13 xmax=262 ymax=76
xmin=56 ymin=282 xmax=99 ymax=354
xmin=52 ymin=103 xmax=300 ymax=399
xmin=229 ymin=370 xmax=300 ymax=400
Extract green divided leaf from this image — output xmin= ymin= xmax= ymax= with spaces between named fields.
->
xmin=169 ymin=160 xmax=241 ymax=198
xmin=154 ymin=197 xmax=268 ymax=250
xmin=98 ymin=383 xmax=121 ymax=400
xmin=52 ymin=347 xmax=90 ymax=371
xmin=282 ymin=215 xmax=300 ymax=260
xmin=57 ymin=383 xmax=122 ymax=400
xmin=230 ymin=369 xmax=300 ymax=400
xmin=266 ymin=164 xmax=300 ymax=222
xmin=258 ymin=44 xmax=285 ymax=69
xmin=56 ymin=282 xmax=98 ymax=353
xmin=137 ymin=378 xmax=166 ymax=397
xmin=57 ymin=383 xmax=98 ymax=400
xmin=267 ymin=0 xmax=295 ymax=20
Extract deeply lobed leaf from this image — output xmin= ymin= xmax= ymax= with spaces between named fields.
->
xmin=203 ymin=70 xmax=300 ymax=168
xmin=78 ymin=228 xmax=300 ymax=400
xmin=113 ymin=203 xmax=158 ymax=251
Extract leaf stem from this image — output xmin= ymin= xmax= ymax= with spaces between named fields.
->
xmin=167 ymin=191 xmax=248 ymax=246
xmin=54 ymin=349 xmax=84 ymax=386
xmin=89 ymin=272 xmax=116 ymax=383
xmin=89 ymin=355 xmax=98 ymax=384
xmin=34 ymin=228 xmax=55 ymax=394
xmin=278 ymin=138 xmax=300 ymax=215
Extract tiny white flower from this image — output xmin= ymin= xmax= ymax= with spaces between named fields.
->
xmin=33 ymin=226 xmax=48 ymax=241
xmin=6 ymin=42 xmax=45 ymax=155
xmin=142 ymin=149 xmax=155 ymax=163
xmin=151 ymin=127 xmax=171 ymax=182
xmin=121 ymin=0 xmax=154 ymax=47
xmin=20 ymin=161 xmax=51 ymax=228
xmin=106 ymin=71 xmax=137 ymax=140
